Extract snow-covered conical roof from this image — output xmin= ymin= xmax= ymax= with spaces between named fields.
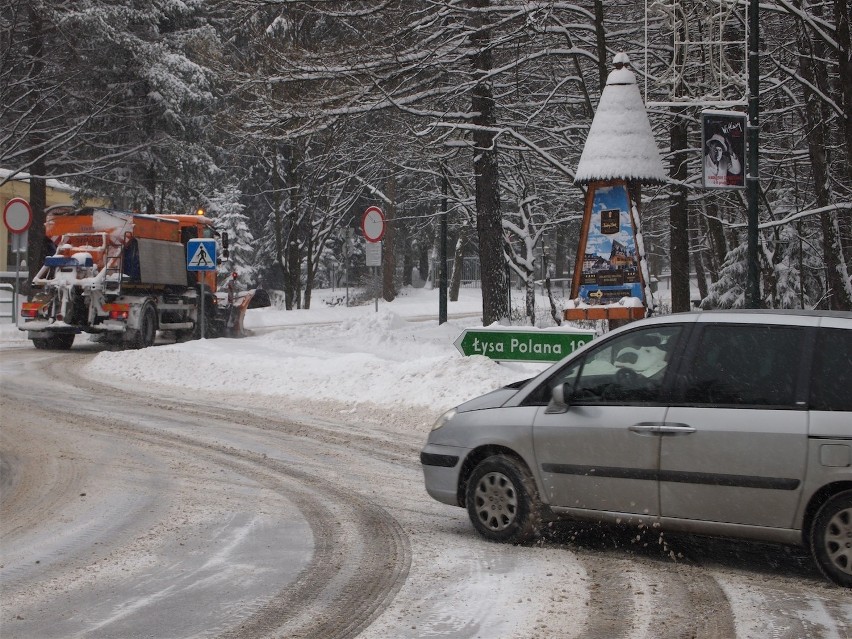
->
xmin=574 ymin=54 xmax=666 ymax=185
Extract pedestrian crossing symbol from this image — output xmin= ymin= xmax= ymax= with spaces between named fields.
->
xmin=187 ymin=239 xmax=217 ymax=271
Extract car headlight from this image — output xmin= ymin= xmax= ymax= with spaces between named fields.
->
xmin=431 ymin=408 xmax=457 ymax=431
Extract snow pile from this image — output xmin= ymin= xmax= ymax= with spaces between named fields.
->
xmin=565 ymin=296 xmax=645 ymax=308
xmin=84 ymin=309 xmax=541 ymax=415
xmin=574 ymin=54 xmax=666 ymax=185
xmin=0 ymin=287 xmax=549 ymax=422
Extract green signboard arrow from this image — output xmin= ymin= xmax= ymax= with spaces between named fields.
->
xmin=454 ymin=328 xmax=595 ymax=363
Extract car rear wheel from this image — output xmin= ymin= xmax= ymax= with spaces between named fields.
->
xmin=465 ymin=455 xmax=541 ymax=544
xmin=811 ymin=491 xmax=852 ymax=588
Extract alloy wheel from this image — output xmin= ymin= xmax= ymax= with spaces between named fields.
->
xmin=473 ymin=471 xmax=518 ymax=532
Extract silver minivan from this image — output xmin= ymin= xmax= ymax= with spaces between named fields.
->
xmin=421 ymin=310 xmax=852 ymax=586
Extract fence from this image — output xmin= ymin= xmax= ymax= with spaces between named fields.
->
xmin=449 ymin=256 xmax=481 ymax=288
xmin=0 ymin=283 xmax=15 ymax=323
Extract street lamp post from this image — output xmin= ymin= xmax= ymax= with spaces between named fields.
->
xmin=439 ymin=172 xmax=448 ymax=324
xmin=745 ymin=0 xmax=761 ymax=308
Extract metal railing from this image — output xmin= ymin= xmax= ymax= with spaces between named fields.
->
xmin=0 ymin=283 xmax=15 ymax=323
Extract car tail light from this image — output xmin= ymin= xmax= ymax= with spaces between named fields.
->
xmin=21 ymin=302 xmax=42 ymax=318
xmin=103 ymin=303 xmax=130 ymax=320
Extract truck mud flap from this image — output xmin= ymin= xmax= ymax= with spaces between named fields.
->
xmin=30 ymin=331 xmax=76 ymax=350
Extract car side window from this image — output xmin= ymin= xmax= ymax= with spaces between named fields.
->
xmin=544 ymin=326 xmax=682 ymax=405
xmin=572 ymin=326 xmax=682 ymax=403
xmin=682 ymin=324 xmax=803 ymax=407
xmin=810 ymin=328 xmax=852 ymax=411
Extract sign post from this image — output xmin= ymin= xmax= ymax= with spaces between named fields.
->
xmin=361 ymin=206 xmax=385 ymax=312
xmin=186 ymin=239 xmax=217 ymax=339
xmin=344 ymin=228 xmax=353 ymax=307
xmin=4 ymin=198 xmax=33 ymax=323
xmin=454 ymin=327 xmax=595 ymax=363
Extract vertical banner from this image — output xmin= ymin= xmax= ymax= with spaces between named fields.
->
xmin=571 ymin=181 xmax=644 ymax=306
xmin=702 ymin=110 xmax=747 ymax=189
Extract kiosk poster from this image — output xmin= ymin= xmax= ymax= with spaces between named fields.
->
xmin=574 ymin=182 xmax=643 ymax=305
xmin=702 ymin=111 xmax=746 ymax=190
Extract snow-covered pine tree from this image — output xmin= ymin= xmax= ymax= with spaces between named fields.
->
xmin=702 ymin=243 xmax=747 ymax=309
xmin=207 ymin=184 xmax=257 ymax=287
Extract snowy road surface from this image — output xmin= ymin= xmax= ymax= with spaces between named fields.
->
xmin=2 ymin=339 xmax=851 ymax=637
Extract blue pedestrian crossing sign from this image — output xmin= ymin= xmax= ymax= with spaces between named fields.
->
xmin=187 ymin=239 xmax=217 ymax=271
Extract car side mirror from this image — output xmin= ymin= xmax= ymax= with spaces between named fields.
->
xmin=545 ymin=383 xmax=571 ymax=414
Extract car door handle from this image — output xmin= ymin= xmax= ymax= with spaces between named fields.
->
xmin=629 ymin=422 xmax=664 ymax=434
xmin=629 ymin=423 xmax=696 ymax=435
xmin=656 ymin=423 xmax=696 ymax=435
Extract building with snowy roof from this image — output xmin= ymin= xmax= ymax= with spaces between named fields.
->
xmin=0 ymin=168 xmax=106 ymax=279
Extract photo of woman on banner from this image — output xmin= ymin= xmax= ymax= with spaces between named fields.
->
xmin=701 ymin=111 xmax=746 ymax=189
xmin=704 ymin=132 xmax=741 ymax=187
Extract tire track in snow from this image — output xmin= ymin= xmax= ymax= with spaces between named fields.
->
xmin=2 ymin=350 xmax=412 ymax=639
xmin=67 ymin=368 xmax=413 ymax=639
xmin=543 ymin=524 xmax=738 ymax=639
xmin=716 ymin=576 xmax=852 ymax=638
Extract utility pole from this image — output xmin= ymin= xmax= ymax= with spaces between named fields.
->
xmin=745 ymin=0 xmax=761 ymax=308
xmin=439 ymin=172 xmax=448 ymax=324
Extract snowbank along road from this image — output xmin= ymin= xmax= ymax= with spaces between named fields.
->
xmin=1 ymin=344 xmax=851 ymax=638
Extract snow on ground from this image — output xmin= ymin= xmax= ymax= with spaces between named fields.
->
xmin=0 ymin=286 xmax=557 ymax=428
xmin=5 ymin=288 xmax=846 ymax=638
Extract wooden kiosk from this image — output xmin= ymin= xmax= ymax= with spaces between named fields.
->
xmin=564 ymin=53 xmax=666 ymax=326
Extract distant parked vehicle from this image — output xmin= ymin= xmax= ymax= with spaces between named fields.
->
xmin=421 ymin=310 xmax=852 ymax=586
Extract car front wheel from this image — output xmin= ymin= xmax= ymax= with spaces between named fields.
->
xmin=465 ymin=455 xmax=542 ymax=544
xmin=811 ymin=490 xmax=852 ymax=587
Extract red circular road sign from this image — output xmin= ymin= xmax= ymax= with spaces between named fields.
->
xmin=361 ymin=206 xmax=385 ymax=243
xmin=3 ymin=197 xmax=32 ymax=234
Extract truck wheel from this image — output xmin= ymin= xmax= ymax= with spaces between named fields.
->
xmin=811 ymin=491 xmax=852 ymax=587
xmin=193 ymin=298 xmax=219 ymax=339
xmin=130 ymin=303 xmax=157 ymax=349
xmin=31 ymin=333 xmax=74 ymax=350
xmin=174 ymin=329 xmax=193 ymax=343
xmin=51 ymin=333 xmax=75 ymax=350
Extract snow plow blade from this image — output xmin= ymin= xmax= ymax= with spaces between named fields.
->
xmin=247 ymin=288 xmax=271 ymax=309
xmin=222 ymin=288 xmax=271 ymax=337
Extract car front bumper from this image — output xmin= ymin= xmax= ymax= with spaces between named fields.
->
xmin=420 ymin=443 xmax=468 ymax=507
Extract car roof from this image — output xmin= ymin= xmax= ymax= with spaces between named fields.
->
xmin=688 ymin=309 xmax=852 ymax=319
xmin=623 ymin=309 xmax=851 ymax=331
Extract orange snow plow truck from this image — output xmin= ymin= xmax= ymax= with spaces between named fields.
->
xmin=19 ymin=205 xmax=270 ymax=350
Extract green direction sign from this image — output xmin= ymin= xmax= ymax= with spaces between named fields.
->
xmin=454 ymin=327 xmax=595 ymax=363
